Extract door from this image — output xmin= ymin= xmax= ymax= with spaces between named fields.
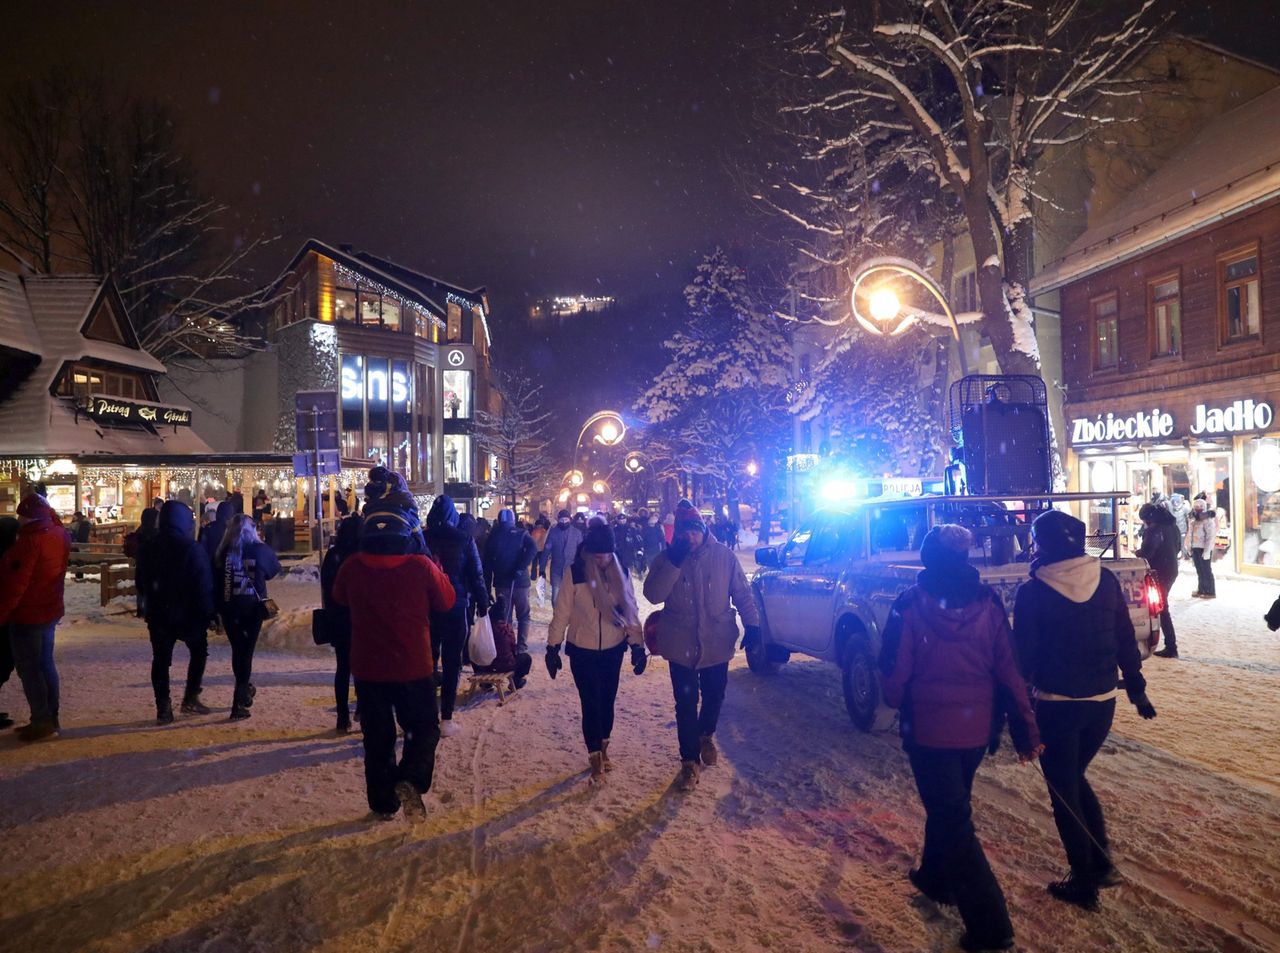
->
xmin=756 ymin=521 xmax=814 ymax=646
xmin=788 ymin=514 xmax=859 ymax=652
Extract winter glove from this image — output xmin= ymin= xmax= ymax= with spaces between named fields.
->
xmin=1133 ymin=693 xmax=1157 ymax=720
xmin=740 ymin=624 xmax=762 ymax=650
xmin=545 ymin=645 xmax=562 ymax=680
xmin=630 ymin=643 xmax=648 ymax=676
xmin=1265 ymin=596 xmax=1280 ymax=632
xmin=667 ymin=536 xmax=691 ymax=567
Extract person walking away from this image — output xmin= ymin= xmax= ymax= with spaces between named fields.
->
xmin=546 ymin=523 xmax=647 ymax=784
xmin=483 ymin=509 xmax=538 ymax=653
xmin=199 ymin=499 xmax=236 ymax=569
xmin=362 ymin=466 xmax=427 ymax=554
xmin=1168 ymin=493 xmax=1190 ymax=558
xmin=0 ymin=495 xmax=70 ymax=740
xmin=332 ymin=509 xmax=457 ymax=820
xmin=123 ymin=507 xmax=160 ymax=561
xmin=643 ymin=502 xmax=760 ymax=791
xmin=321 ymin=514 xmax=363 ymax=732
xmin=424 ymin=495 xmax=488 ymax=737
xmin=1014 ymin=511 xmax=1157 ymax=911
xmin=0 ymin=516 xmax=20 ymax=728
xmin=1187 ymin=497 xmax=1217 ymax=604
xmin=215 ymin=513 xmax=282 ymax=719
xmin=136 ymin=501 xmax=215 ymax=724
xmin=642 ymin=513 xmax=666 ymax=570
xmin=878 ymin=525 xmax=1039 ymax=952
xmin=543 ymin=510 xmax=584 ymax=605
xmin=1135 ymin=503 xmax=1180 ymax=659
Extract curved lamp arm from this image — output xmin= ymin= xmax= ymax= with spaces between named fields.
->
xmin=850 ymin=256 xmax=961 ymax=341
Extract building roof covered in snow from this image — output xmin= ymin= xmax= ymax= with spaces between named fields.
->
xmin=0 ymin=270 xmax=209 ymax=457
xmin=1032 ymin=84 xmax=1280 ymax=295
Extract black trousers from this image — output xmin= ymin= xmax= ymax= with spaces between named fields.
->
xmin=333 ymin=635 xmax=352 ymax=715
xmin=354 ymin=677 xmax=440 ymax=815
xmin=907 ymin=745 xmax=1013 ymax=945
xmin=431 ymin=612 xmax=467 ymax=720
xmin=148 ymin=624 xmax=208 ymax=703
xmin=1153 ymin=569 xmax=1177 ymax=651
xmin=668 ymin=660 xmax=729 ymax=762
xmin=222 ymin=604 xmax=264 ymax=689
xmin=1192 ymin=547 xmax=1216 ymax=597
xmin=567 ymin=643 xmax=626 ymax=754
xmin=1037 ymin=698 xmax=1115 ymax=879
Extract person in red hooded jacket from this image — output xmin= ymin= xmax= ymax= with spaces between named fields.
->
xmin=0 ymin=494 xmax=71 ymax=741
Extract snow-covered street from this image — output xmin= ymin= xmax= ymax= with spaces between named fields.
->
xmin=1 ymin=565 xmax=1278 ymax=953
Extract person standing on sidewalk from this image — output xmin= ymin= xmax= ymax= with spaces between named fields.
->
xmin=1136 ymin=502 xmax=1181 ymax=659
xmin=320 ymin=514 xmax=363 ymax=733
xmin=1187 ymin=497 xmax=1218 ymax=604
xmin=483 ymin=509 xmax=537 ymax=653
xmin=332 ymin=512 xmax=456 ymax=820
xmin=1014 ymin=510 xmax=1157 ymax=912
xmin=136 ymin=501 xmax=215 ymax=724
xmin=215 ymin=514 xmax=281 ymax=719
xmin=0 ymin=495 xmax=71 ymax=741
xmin=643 ymin=502 xmax=759 ymax=791
xmin=879 ymin=525 xmax=1040 ymax=953
xmin=546 ymin=522 xmax=646 ymax=784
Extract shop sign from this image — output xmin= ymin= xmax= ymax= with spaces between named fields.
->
xmin=443 ymin=346 xmax=475 ymax=370
xmin=1190 ymin=399 xmax=1274 ymax=436
xmin=81 ymin=397 xmax=193 ymax=428
xmin=1071 ymin=409 xmax=1174 ymax=445
xmin=880 ymin=477 xmax=924 ymax=497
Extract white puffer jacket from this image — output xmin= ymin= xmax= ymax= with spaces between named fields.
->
xmin=1187 ymin=511 xmax=1217 ymax=551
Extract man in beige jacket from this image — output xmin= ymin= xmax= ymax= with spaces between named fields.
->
xmin=643 ymin=503 xmax=760 ymax=790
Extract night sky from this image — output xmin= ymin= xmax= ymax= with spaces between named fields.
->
xmin=2 ymin=1 xmax=807 ymax=334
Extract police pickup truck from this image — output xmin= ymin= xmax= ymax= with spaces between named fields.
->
xmin=746 ymin=492 xmax=1160 ymax=730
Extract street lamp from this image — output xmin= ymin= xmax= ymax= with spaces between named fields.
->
xmin=848 ymin=256 xmax=968 ymax=374
xmin=623 ymin=451 xmax=646 ymax=474
xmin=746 ymin=460 xmax=759 ymax=477
xmin=592 ymin=479 xmax=610 ymax=495
xmin=565 ymin=469 xmax=585 ymax=488
xmin=577 ymin=410 xmax=627 ymax=451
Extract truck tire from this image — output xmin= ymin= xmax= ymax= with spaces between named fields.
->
xmin=745 ymin=603 xmax=783 ymax=675
xmin=841 ymin=638 xmax=878 ymax=731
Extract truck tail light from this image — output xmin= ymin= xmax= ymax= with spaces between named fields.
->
xmin=1144 ymin=573 xmax=1164 ymax=616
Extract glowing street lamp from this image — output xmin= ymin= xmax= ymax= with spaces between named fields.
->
xmin=578 ymin=410 xmax=627 ymax=450
xmin=624 ymin=451 xmax=646 ymax=474
xmin=558 ymin=488 xmax=571 ymax=503
xmin=591 ymin=479 xmax=610 ymax=496
xmin=746 ymin=460 xmax=759 ymax=477
xmin=848 ymin=257 xmax=962 ymax=342
xmin=565 ymin=469 xmax=585 ymax=488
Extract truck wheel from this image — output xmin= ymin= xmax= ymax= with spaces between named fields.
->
xmin=745 ymin=611 xmax=782 ymax=676
xmin=842 ymin=639 xmax=878 ymax=731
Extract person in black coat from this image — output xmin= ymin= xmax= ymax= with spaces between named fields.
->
xmin=1014 ymin=511 xmax=1156 ymax=912
xmin=1135 ymin=502 xmax=1180 ymax=657
xmin=215 ymin=513 xmax=282 ymax=720
xmin=135 ymin=501 xmax=215 ymax=724
xmin=199 ymin=500 xmax=236 ymax=570
xmin=321 ymin=514 xmax=362 ymax=733
xmin=483 ymin=509 xmax=538 ymax=653
xmin=0 ymin=517 xmax=18 ymax=728
xmin=426 ymin=495 xmax=489 ymax=736
xmin=362 ymin=466 xmax=426 ymax=554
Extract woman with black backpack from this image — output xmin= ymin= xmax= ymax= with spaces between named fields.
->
xmin=215 ymin=513 xmax=281 ymax=720
xmin=321 ymin=515 xmax=362 ymax=733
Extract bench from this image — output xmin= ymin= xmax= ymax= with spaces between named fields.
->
xmin=467 ymin=671 xmax=515 ymax=705
xmin=70 ymin=543 xmax=126 ymax=567
xmin=99 ymin=563 xmax=136 ymax=607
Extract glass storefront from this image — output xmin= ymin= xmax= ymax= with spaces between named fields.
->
xmin=443 ymin=369 xmax=472 ymax=419
xmin=444 ymin=434 xmax=471 ymax=483
xmin=340 ymin=351 xmax=430 ymax=483
xmin=1242 ymin=435 xmax=1280 ymax=568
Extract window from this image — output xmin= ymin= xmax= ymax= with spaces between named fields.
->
xmin=333 ymin=287 xmax=357 ymax=324
xmin=443 ymin=369 xmax=472 ymax=419
xmin=781 ymin=526 xmax=812 ymax=567
xmin=1092 ymin=294 xmax=1119 ymax=370
xmin=447 ymin=302 xmax=463 ymax=341
xmin=1220 ymin=247 xmax=1260 ymax=342
xmin=804 ymin=517 xmax=857 ymax=566
xmin=953 ymin=270 xmax=979 ymax=313
xmin=1149 ymin=274 xmax=1181 ymax=358
xmin=444 ymin=434 xmax=471 ymax=483
xmin=59 ymin=363 xmax=147 ymax=401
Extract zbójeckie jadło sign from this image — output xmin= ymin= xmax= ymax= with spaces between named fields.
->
xmin=1072 ymin=399 xmax=1274 ymax=444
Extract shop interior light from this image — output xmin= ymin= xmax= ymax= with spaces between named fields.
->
xmin=1251 ymin=442 xmax=1280 ymax=493
xmin=1089 ymin=461 xmax=1116 ymax=493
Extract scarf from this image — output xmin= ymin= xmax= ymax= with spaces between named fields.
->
xmin=584 ymin=554 xmax=641 ymax=637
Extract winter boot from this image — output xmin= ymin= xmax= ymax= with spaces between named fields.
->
xmin=157 ymin=698 xmax=174 ymax=725
xmin=908 ymin=867 xmax=955 ymax=906
xmin=1047 ymin=873 xmax=1100 ymax=911
xmin=229 ymin=685 xmax=251 ymax=721
xmin=959 ymin=931 xmax=1015 ymax=952
xmin=245 ymin=683 xmax=257 ymax=708
xmin=676 ymin=760 xmax=700 ymax=792
xmin=601 ymin=738 xmax=614 ymax=772
xmin=588 ymin=750 xmax=607 ymax=785
xmin=1153 ymin=647 xmax=1179 ymax=659
xmin=336 ymin=709 xmax=351 ymax=735
xmin=395 ymin=780 xmax=426 ymax=820
xmin=180 ymin=691 xmax=211 ymax=715
xmin=16 ymin=719 xmax=58 ymax=742
xmin=699 ymin=734 xmax=719 ymax=767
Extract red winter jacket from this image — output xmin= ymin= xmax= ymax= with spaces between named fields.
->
xmin=0 ymin=501 xmax=72 ymax=626
xmin=882 ymin=582 xmax=1039 ymax=752
xmin=331 ymin=552 xmax=456 ymax=682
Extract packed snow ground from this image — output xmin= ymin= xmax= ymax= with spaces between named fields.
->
xmin=0 ymin=560 xmax=1278 ymax=953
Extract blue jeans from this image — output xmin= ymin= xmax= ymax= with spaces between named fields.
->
xmin=668 ymin=661 xmax=729 ymax=762
xmin=9 ymin=622 xmax=59 ymax=723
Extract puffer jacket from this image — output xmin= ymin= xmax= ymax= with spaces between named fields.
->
xmin=543 ymin=522 xmax=583 ymax=580
xmin=642 ymin=538 xmax=758 ymax=669
xmin=199 ymin=500 xmax=236 ymax=567
xmin=424 ymin=495 xmax=487 ymax=618
xmin=548 ymin=556 xmax=643 ymax=652
xmin=0 ymin=498 xmax=71 ymax=625
xmin=1187 ymin=511 xmax=1217 ymax=551
xmin=136 ymin=501 xmax=214 ymax=632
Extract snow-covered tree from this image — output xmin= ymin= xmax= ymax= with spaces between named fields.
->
xmin=0 ymin=74 xmax=279 ymax=363
xmin=760 ymin=0 xmax=1167 ymax=375
xmin=474 ymin=370 xmax=554 ymax=508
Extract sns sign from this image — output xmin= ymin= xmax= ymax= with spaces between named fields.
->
xmin=340 ymin=355 xmax=409 ymax=405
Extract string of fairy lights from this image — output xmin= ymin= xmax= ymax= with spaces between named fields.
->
xmin=332 ymin=262 xmax=447 ymax=329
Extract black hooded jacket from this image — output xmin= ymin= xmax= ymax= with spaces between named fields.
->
xmin=199 ymin=500 xmax=237 ymax=568
xmin=1136 ymin=508 xmax=1180 ymax=581
xmin=484 ymin=519 xmax=538 ymax=591
xmin=425 ymin=496 xmax=488 ymax=617
xmin=136 ymin=501 xmax=214 ymax=631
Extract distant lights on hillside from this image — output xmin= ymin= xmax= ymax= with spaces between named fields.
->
xmin=530 ymin=294 xmax=615 ymax=319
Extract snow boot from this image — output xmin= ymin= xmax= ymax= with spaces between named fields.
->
xmin=601 ymin=738 xmax=614 ymax=772
xmin=156 ymin=699 xmax=174 ymax=725
xmin=229 ymin=685 xmax=251 ymax=721
xmin=336 ymin=710 xmax=351 ymax=735
xmin=908 ymin=867 xmax=955 ymax=906
xmin=395 ymin=781 xmax=426 ymax=820
xmin=588 ymin=751 xmax=607 ymax=785
xmin=16 ymin=719 xmax=57 ymax=742
xmin=699 ymin=734 xmax=719 ymax=767
xmin=959 ymin=931 xmax=1015 ymax=951
xmin=245 ymin=683 xmax=257 ymax=708
xmin=1153 ymin=647 xmax=1179 ymax=659
xmin=1047 ymin=873 xmax=1100 ymax=911
xmin=676 ymin=760 xmax=700 ymax=792
xmin=180 ymin=692 xmax=211 ymax=715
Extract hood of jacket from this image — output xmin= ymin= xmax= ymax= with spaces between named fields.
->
xmin=1032 ymin=555 xmax=1100 ymax=603
xmin=159 ymin=500 xmax=195 ymax=537
xmin=214 ymin=500 xmax=236 ymax=523
xmin=911 ymin=585 xmax=998 ymax=641
xmin=427 ymin=494 xmax=459 ymax=529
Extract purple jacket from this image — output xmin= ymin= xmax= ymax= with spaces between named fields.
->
xmin=882 ymin=583 xmax=1039 ymax=752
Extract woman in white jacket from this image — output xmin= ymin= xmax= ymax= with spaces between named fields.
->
xmin=545 ymin=522 xmax=648 ymax=783
xmin=1186 ymin=496 xmax=1218 ymax=606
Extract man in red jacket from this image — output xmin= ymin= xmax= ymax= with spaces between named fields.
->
xmin=0 ymin=494 xmax=72 ymax=741
xmin=332 ymin=511 xmax=456 ymax=820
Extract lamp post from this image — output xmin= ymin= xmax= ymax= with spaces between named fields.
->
xmin=846 ymin=256 xmax=969 ymax=375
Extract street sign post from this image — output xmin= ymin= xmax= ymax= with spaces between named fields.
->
xmin=294 ymin=390 xmax=341 ymax=551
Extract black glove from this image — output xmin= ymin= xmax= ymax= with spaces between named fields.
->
xmin=667 ymin=536 xmax=691 ymax=567
xmin=545 ymin=645 xmax=562 ymax=680
xmin=741 ymin=623 xmax=761 ymax=650
xmin=1133 ymin=693 xmax=1157 ymax=720
xmin=631 ymin=643 xmax=648 ymax=676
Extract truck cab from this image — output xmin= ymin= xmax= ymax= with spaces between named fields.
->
xmin=748 ymin=492 xmax=1160 ymax=730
